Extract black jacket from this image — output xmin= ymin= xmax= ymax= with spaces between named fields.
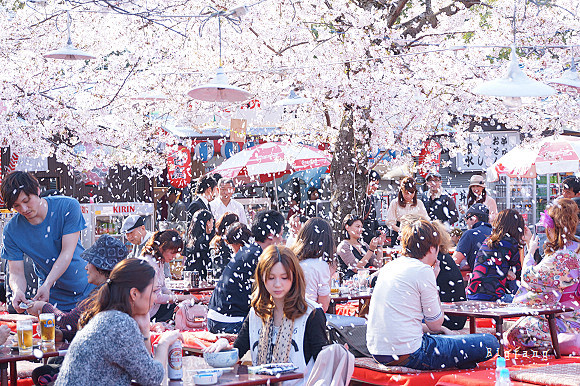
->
xmin=187 ymin=197 xmax=209 ymax=218
xmin=423 ymin=192 xmax=459 ymax=225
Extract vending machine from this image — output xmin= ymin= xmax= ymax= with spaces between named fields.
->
xmin=80 ymin=202 xmax=154 ymax=249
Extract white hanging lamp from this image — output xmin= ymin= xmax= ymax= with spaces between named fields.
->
xmin=548 ymin=58 xmax=580 ymax=96
xmin=44 ymin=12 xmax=96 ymax=60
xmin=187 ymin=66 xmax=252 ymax=102
xmin=472 ymin=45 xmax=555 ymax=107
xmin=274 ymin=90 xmax=312 ymax=106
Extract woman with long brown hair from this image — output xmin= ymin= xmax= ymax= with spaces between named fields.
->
xmin=140 ymin=230 xmax=195 ymax=322
xmin=507 ymin=198 xmax=580 ymax=353
xmin=204 ymin=246 xmax=328 ymax=385
xmin=467 ymin=209 xmax=530 ymax=302
xmin=294 ymin=217 xmax=336 ymax=312
xmin=385 ymin=176 xmax=428 ymax=235
xmin=55 ymin=259 xmax=181 ymax=386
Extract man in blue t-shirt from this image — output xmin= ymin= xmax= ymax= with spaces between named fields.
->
xmin=452 ymin=204 xmax=492 ymax=271
xmin=207 ymin=209 xmax=285 ymax=334
xmin=1 ymin=172 xmax=93 ymax=312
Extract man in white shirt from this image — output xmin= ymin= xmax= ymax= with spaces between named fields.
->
xmin=367 ymin=219 xmax=498 ymax=370
xmin=209 ymin=178 xmax=248 ymax=225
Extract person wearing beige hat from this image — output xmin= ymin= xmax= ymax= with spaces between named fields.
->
xmin=466 ymin=175 xmax=498 ymax=222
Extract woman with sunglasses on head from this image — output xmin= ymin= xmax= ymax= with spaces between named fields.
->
xmin=507 ymin=199 xmax=580 ymax=354
xmin=140 ymin=230 xmax=195 ymax=322
xmin=204 ymin=246 xmax=328 ymax=385
xmin=55 ymin=259 xmax=181 ymax=386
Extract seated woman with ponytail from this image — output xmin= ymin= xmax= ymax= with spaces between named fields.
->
xmin=55 ymin=259 xmax=181 ymax=386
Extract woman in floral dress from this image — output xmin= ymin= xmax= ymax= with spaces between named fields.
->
xmin=506 ymin=198 xmax=580 ymax=352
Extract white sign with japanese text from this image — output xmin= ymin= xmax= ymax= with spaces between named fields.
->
xmin=454 ymin=132 xmax=520 ymax=172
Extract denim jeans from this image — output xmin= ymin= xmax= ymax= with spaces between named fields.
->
xmin=381 ymin=333 xmax=499 ymax=370
xmin=207 ymin=318 xmax=244 ymax=334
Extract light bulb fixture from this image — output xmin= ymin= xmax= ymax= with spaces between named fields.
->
xmin=472 ymin=45 xmax=555 ymax=99
xmin=503 ymin=96 xmax=523 ymax=109
xmin=43 ymin=12 xmax=96 ymax=60
xmin=187 ymin=67 xmax=252 ymax=103
xmin=548 ymin=58 xmax=580 ymax=96
xmin=227 ymin=5 xmax=249 ymax=18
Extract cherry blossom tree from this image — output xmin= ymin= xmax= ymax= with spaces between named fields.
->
xmin=0 ymin=0 xmax=579 ymax=225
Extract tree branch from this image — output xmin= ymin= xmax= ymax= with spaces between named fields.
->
xmin=388 ymin=0 xmax=410 ymax=28
xmin=89 ymin=58 xmax=140 ymax=111
xmin=397 ymin=0 xmax=490 ymax=37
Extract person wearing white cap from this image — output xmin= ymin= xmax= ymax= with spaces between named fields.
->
xmin=121 ymin=215 xmax=153 ymax=259
xmin=465 ymin=175 xmax=498 ymax=222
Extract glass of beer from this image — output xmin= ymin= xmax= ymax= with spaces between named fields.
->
xmin=39 ymin=313 xmax=55 ymax=345
xmin=16 ymin=320 xmax=33 ymax=354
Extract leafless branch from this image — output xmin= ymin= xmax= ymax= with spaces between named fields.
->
xmin=89 ymin=57 xmax=141 ymax=111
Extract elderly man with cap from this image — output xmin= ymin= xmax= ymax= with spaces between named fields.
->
xmin=422 ymin=171 xmax=458 ymax=227
xmin=452 ymin=204 xmax=492 ymax=271
xmin=121 ymin=215 xmax=153 ymax=259
xmin=26 ymin=235 xmax=128 ymax=342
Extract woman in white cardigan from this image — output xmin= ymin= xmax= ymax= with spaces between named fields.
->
xmin=385 ymin=176 xmax=428 ymax=234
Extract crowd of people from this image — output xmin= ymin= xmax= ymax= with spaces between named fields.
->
xmin=3 ymin=169 xmax=580 ymax=384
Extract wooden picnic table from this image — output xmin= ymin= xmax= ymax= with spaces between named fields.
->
xmin=0 ymin=342 xmax=68 ymax=386
xmin=442 ymin=300 xmax=574 ymax=358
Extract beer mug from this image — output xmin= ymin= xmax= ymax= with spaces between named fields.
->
xmin=16 ymin=320 xmax=33 ymax=354
xmin=39 ymin=313 xmax=55 ymax=345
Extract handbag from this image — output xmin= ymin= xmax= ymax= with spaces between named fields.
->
xmin=174 ymin=301 xmax=208 ymax=330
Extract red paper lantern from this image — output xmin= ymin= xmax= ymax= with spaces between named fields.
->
xmin=167 ymin=146 xmax=192 ymax=188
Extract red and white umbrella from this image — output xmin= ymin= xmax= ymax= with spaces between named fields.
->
xmin=211 ymin=142 xmax=331 ymax=183
xmin=488 ymin=135 xmax=580 ymax=180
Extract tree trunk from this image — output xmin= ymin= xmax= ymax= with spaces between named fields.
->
xmin=329 ymin=107 xmax=371 ymax=242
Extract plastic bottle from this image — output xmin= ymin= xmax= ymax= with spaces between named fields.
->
xmin=495 ymin=356 xmax=506 ymax=381
xmin=495 ymin=367 xmax=511 ymax=386
xmin=167 ymin=340 xmax=183 ymax=380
